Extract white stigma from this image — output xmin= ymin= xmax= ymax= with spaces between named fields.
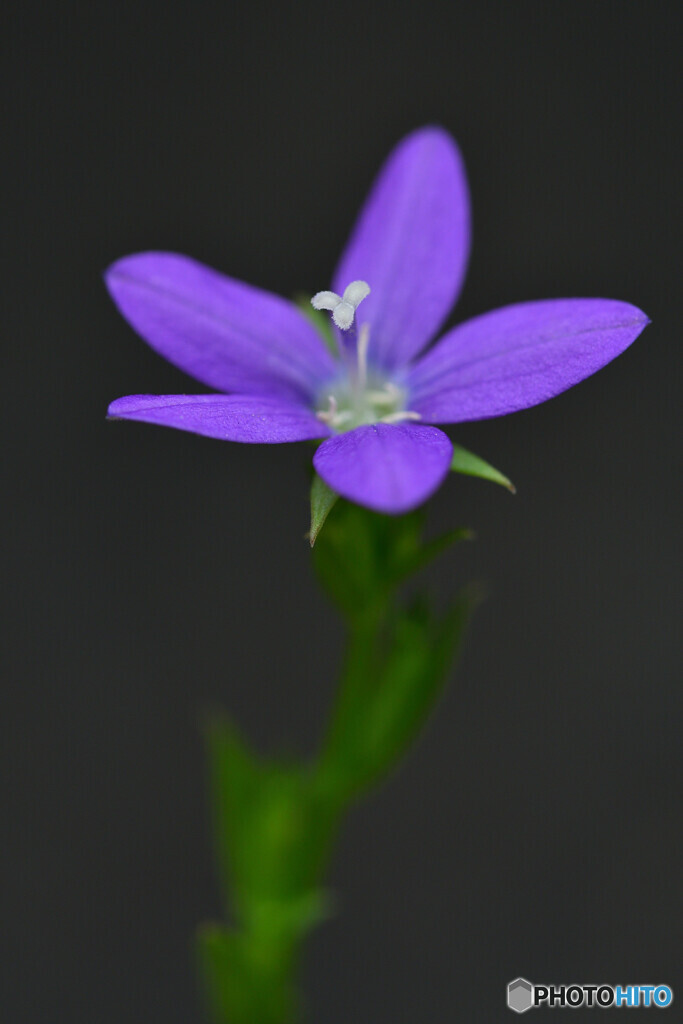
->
xmin=311 ymin=280 xmax=370 ymax=331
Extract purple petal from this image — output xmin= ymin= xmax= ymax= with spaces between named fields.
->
xmin=332 ymin=127 xmax=470 ymax=370
xmin=106 ymin=252 xmax=336 ymax=401
xmin=313 ymin=423 xmax=453 ymax=514
xmin=408 ymin=299 xmax=649 ymax=423
xmin=108 ymin=394 xmax=331 ymax=443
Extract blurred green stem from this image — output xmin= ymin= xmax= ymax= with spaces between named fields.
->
xmin=320 ymin=605 xmax=386 ymax=785
xmin=198 ymin=500 xmax=475 ymax=1023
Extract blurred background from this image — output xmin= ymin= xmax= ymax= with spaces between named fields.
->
xmin=3 ymin=1 xmax=681 ymax=1020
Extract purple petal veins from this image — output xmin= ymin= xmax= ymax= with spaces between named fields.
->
xmin=332 ymin=126 xmax=471 ymax=369
xmin=313 ymin=423 xmax=453 ymax=514
xmin=408 ymin=298 xmax=649 ymax=423
xmin=108 ymin=394 xmax=331 ymax=443
xmin=106 ymin=127 xmax=649 ymax=515
xmin=106 ymin=252 xmax=335 ymax=402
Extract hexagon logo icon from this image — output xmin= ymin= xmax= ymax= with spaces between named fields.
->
xmin=508 ymin=978 xmax=533 ymax=1013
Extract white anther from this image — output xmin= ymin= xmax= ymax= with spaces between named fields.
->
xmin=311 ymin=280 xmax=370 ymax=331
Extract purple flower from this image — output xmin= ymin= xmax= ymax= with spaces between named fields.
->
xmin=107 ymin=127 xmax=648 ymax=514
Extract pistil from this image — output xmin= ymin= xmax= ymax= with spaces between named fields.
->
xmin=356 ymin=323 xmax=370 ymax=393
xmin=313 ymin=281 xmax=422 ymax=433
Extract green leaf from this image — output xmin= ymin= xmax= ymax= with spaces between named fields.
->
xmin=450 ymin=443 xmax=516 ymax=492
xmin=205 ymin=715 xmax=340 ymax=915
xmin=397 ymin=526 xmax=475 ymax=580
xmin=319 ymin=587 xmax=480 ymax=800
xmin=309 ymin=474 xmax=338 ymax=546
xmin=294 ymin=293 xmax=338 ymax=356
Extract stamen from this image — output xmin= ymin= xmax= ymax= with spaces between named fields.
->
xmin=311 ymin=280 xmax=370 ymax=331
xmin=316 ymin=394 xmax=337 ymax=424
xmin=365 ymin=390 xmax=393 ymax=405
xmin=380 ymin=411 xmax=422 ymax=424
xmin=316 ymin=394 xmax=353 ymax=428
xmin=313 ymin=301 xmax=418 ymax=432
xmin=365 ymin=383 xmax=402 ymax=407
xmin=382 ymin=382 xmax=401 ymax=401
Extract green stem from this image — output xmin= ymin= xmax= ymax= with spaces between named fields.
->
xmin=318 ymin=599 xmax=391 ymax=802
xmin=198 ymin=502 xmax=473 ymax=1023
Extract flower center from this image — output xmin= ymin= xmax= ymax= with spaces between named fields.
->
xmin=312 ymin=282 xmax=421 ymax=433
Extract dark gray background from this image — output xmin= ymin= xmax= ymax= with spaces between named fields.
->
xmin=3 ymin=1 xmax=681 ymax=1020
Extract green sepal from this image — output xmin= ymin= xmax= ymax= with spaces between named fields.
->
xmin=294 ymin=293 xmax=338 ymax=356
xmin=399 ymin=525 xmax=475 ymax=579
xmin=313 ymin=500 xmax=472 ymax=620
xmin=451 ymin=443 xmax=516 ymax=492
xmin=308 ymin=474 xmax=338 ymax=547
